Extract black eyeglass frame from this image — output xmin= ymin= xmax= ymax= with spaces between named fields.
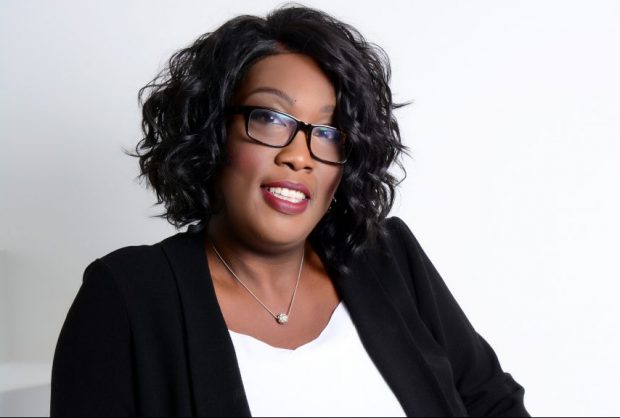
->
xmin=227 ymin=105 xmax=349 ymax=165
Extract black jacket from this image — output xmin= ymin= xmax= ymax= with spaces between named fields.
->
xmin=51 ymin=217 xmax=529 ymax=417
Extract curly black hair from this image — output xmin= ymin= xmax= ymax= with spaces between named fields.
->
xmin=129 ymin=3 xmax=410 ymax=278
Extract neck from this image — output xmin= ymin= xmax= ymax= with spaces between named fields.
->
xmin=205 ymin=220 xmax=308 ymax=295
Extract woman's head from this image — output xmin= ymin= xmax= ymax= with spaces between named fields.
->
xmin=132 ymin=4 xmax=409 ymax=277
xmin=214 ymin=52 xmax=343 ymax=253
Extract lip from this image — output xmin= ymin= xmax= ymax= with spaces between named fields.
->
xmin=261 ymin=188 xmax=310 ymax=215
xmin=261 ymin=181 xmax=312 ymax=200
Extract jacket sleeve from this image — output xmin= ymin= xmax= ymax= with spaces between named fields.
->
xmin=51 ymin=259 xmax=137 ymax=417
xmin=390 ymin=217 xmax=530 ymax=417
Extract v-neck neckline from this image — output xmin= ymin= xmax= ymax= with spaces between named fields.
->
xmin=228 ymin=301 xmax=345 ymax=352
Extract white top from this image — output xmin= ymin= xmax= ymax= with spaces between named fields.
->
xmin=228 ymin=302 xmax=407 ymax=417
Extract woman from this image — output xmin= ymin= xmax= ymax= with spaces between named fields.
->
xmin=51 ymin=5 xmax=529 ymax=417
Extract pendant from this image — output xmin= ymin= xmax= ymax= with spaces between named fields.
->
xmin=276 ymin=313 xmax=289 ymax=324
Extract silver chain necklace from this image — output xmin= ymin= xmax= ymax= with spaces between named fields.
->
xmin=209 ymin=239 xmax=304 ymax=325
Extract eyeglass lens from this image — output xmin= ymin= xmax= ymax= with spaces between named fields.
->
xmin=247 ymin=108 xmax=345 ymax=163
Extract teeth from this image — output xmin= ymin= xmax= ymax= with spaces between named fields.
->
xmin=266 ymin=187 xmax=307 ymax=203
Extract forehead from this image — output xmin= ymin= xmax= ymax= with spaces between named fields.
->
xmin=234 ymin=53 xmax=336 ymax=109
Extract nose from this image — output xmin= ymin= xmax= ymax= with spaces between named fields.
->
xmin=274 ymin=129 xmax=315 ymax=171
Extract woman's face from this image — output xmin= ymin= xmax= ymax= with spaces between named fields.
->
xmin=213 ymin=53 xmax=343 ymax=251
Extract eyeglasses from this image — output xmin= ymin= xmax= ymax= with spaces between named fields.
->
xmin=227 ymin=105 xmax=349 ymax=165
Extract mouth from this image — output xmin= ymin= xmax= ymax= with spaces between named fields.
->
xmin=260 ymin=186 xmax=310 ymax=215
xmin=262 ymin=186 xmax=308 ymax=203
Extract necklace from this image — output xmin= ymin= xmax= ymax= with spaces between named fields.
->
xmin=209 ymin=239 xmax=304 ymax=325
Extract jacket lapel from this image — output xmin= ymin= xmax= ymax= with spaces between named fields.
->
xmin=329 ymin=247 xmax=462 ymax=417
xmin=160 ymin=226 xmax=251 ymax=417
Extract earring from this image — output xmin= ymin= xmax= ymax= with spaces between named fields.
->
xmin=327 ymin=197 xmax=337 ymax=213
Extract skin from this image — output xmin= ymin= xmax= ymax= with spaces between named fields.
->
xmin=204 ymin=53 xmax=344 ymax=349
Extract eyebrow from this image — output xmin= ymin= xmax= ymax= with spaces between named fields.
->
xmin=246 ymin=87 xmax=335 ymax=113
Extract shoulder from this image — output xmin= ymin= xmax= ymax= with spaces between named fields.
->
xmin=342 ymin=216 xmax=432 ymax=287
xmin=382 ymin=216 xmax=414 ymax=241
xmin=383 ymin=216 xmax=424 ymax=247
xmin=374 ymin=216 xmax=427 ymax=265
xmin=359 ymin=217 xmax=441 ymax=297
xmin=82 ymin=227 xmax=202 ymax=302
xmin=89 ymin=242 xmax=167 ymax=290
xmin=95 ymin=226 xmax=201 ymax=276
xmin=97 ymin=242 xmax=166 ymax=278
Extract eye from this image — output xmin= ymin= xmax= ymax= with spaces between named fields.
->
xmin=313 ymin=127 xmax=342 ymax=142
xmin=252 ymin=109 xmax=287 ymax=126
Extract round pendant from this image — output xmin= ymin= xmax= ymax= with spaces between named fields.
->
xmin=276 ymin=313 xmax=289 ymax=324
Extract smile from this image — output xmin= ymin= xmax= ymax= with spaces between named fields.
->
xmin=261 ymin=187 xmax=310 ymax=215
xmin=265 ymin=187 xmax=307 ymax=203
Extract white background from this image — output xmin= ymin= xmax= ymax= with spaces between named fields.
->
xmin=1 ymin=1 xmax=619 ymax=416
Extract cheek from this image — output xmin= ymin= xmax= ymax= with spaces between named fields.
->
xmin=227 ymin=140 xmax=265 ymax=174
xmin=218 ymin=141 xmax=269 ymax=213
xmin=224 ymin=121 xmax=269 ymax=177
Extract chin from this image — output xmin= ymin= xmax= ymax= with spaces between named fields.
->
xmin=255 ymin=214 xmax=314 ymax=243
